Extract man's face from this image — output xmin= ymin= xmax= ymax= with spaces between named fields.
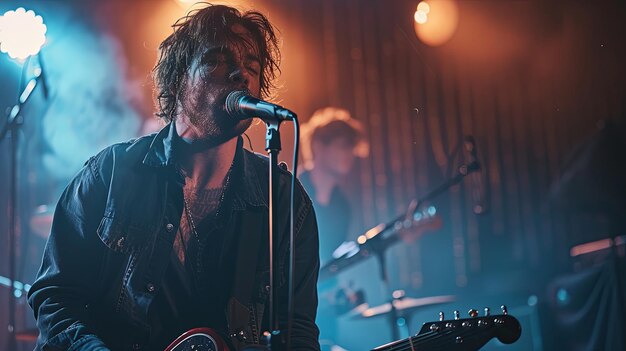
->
xmin=178 ymin=24 xmax=262 ymax=142
xmin=313 ymin=136 xmax=358 ymax=177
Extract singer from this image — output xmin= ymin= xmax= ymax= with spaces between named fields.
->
xmin=27 ymin=4 xmax=320 ymax=351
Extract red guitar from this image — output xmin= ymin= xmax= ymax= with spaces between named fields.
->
xmin=164 ymin=328 xmax=230 ymax=351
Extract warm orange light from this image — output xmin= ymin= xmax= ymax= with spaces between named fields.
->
xmin=570 ymin=238 xmax=613 ymax=257
xmin=174 ymin=0 xmax=209 ymax=11
xmin=413 ymin=0 xmax=459 ymax=47
xmin=175 ymin=0 xmax=249 ymax=10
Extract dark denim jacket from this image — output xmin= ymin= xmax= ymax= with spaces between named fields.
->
xmin=28 ymin=123 xmax=320 ymax=351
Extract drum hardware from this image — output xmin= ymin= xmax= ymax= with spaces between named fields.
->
xmin=320 ymin=156 xmax=480 ymax=341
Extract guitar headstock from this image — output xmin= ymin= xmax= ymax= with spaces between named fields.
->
xmin=372 ymin=305 xmax=521 ymax=351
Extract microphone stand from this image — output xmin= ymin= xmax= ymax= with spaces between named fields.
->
xmin=226 ymin=91 xmax=298 ymax=351
xmin=0 ymin=58 xmax=46 ymax=351
xmin=264 ymin=118 xmax=284 ymax=351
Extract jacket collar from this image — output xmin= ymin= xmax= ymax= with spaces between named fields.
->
xmin=141 ymin=122 xmax=267 ymax=209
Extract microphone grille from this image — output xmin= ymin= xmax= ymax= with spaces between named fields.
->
xmin=225 ymin=90 xmax=248 ymax=117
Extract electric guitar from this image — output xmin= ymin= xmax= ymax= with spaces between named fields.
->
xmin=165 ymin=308 xmax=520 ymax=351
xmin=371 ymin=307 xmax=521 ymax=351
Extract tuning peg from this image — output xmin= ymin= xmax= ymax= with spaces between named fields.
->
xmin=394 ymin=221 xmax=403 ymax=231
xmin=439 ymin=311 xmax=444 ymax=321
xmin=392 ymin=290 xmax=406 ymax=299
xmin=484 ymin=307 xmax=490 ymax=316
xmin=454 ymin=310 xmax=460 ymax=320
xmin=501 ymin=305 xmax=508 ymax=315
xmin=468 ymin=309 xmax=478 ymax=318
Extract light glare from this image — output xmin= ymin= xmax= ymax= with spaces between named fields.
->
xmin=0 ymin=7 xmax=47 ymax=59
xmin=417 ymin=2 xmax=431 ymax=14
xmin=414 ymin=10 xmax=428 ymax=24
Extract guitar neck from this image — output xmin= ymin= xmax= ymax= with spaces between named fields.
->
xmin=372 ymin=314 xmax=521 ymax=351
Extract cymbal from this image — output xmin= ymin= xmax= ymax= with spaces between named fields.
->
xmin=353 ymin=295 xmax=456 ymax=319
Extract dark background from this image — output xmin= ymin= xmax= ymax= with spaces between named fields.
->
xmin=1 ymin=1 xmax=625 ymax=350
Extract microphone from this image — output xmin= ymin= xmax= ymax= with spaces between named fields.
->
xmin=225 ymin=90 xmax=296 ymax=122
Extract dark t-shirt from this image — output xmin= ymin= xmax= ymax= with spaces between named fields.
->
xmin=148 ymin=204 xmax=239 ymax=350
xmin=298 ymin=171 xmax=351 ymax=265
xmin=299 ymin=171 xmax=350 ymax=348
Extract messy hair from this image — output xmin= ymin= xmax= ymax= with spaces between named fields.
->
xmin=301 ymin=107 xmax=370 ymax=170
xmin=153 ymin=4 xmax=281 ymax=121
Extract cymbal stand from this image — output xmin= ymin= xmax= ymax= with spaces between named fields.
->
xmin=374 ymin=249 xmax=403 ymax=341
xmin=0 ymin=56 xmax=47 ymax=351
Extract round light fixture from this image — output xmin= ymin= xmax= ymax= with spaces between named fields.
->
xmin=414 ymin=1 xmax=459 ymax=47
xmin=0 ymin=7 xmax=47 ymax=60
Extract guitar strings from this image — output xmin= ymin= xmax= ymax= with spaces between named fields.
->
xmin=375 ymin=316 xmax=511 ymax=351
xmin=380 ymin=325 xmax=494 ymax=351
xmin=374 ymin=330 xmax=446 ymax=351
xmin=412 ymin=329 xmax=490 ymax=351
xmin=411 ymin=329 xmax=482 ymax=351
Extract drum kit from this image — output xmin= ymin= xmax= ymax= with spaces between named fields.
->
xmin=320 ymin=215 xmax=457 ymax=345
xmin=318 ymin=156 xmax=483 ymax=346
xmin=325 ymin=120 xmax=626 ymax=350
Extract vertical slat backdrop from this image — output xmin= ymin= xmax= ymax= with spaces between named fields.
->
xmin=274 ymin=0 xmax=626 ymax=297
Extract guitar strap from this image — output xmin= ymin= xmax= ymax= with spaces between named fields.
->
xmin=227 ymin=208 xmax=267 ymax=349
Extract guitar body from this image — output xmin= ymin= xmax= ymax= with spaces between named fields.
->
xmin=164 ymin=328 xmax=230 ymax=351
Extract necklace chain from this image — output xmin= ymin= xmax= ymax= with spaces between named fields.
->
xmin=183 ymin=195 xmax=201 ymax=244
xmin=182 ymin=169 xmax=232 ymax=245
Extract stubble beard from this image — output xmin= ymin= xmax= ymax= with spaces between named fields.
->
xmin=183 ymin=87 xmax=252 ymax=145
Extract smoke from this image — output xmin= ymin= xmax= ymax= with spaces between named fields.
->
xmin=40 ymin=20 xmax=141 ymax=180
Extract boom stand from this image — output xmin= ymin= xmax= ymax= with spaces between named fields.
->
xmin=365 ymin=160 xmax=480 ymax=342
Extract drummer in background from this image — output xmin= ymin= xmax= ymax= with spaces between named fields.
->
xmin=299 ymin=107 xmax=369 ymax=350
xmin=300 ymin=107 xmax=369 ymax=265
